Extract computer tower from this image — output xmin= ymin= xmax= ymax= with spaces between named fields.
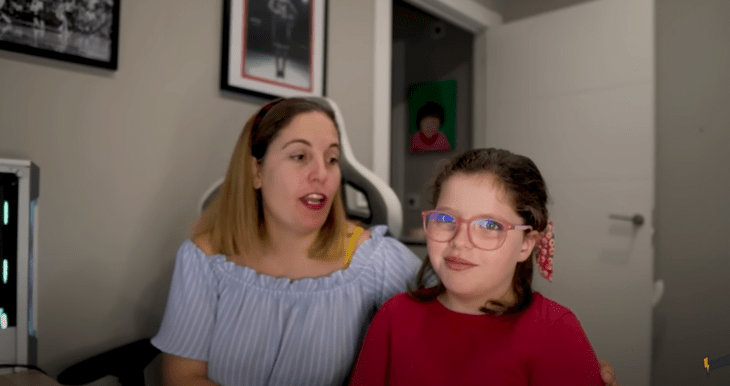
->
xmin=0 ymin=159 xmax=39 ymax=369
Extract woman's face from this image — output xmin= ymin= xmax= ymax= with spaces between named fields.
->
xmin=253 ymin=111 xmax=341 ymax=236
xmin=427 ymin=173 xmax=536 ymax=308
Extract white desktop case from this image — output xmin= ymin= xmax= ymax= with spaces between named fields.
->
xmin=0 ymin=159 xmax=39 ymax=368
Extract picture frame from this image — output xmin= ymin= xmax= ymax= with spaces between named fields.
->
xmin=221 ymin=0 xmax=327 ymax=99
xmin=408 ymin=79 xmax=457 ymax=154
xmin=0 ymin=0 xmax=120 ymax=70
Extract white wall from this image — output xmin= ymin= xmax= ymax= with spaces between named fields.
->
xmin=0 ymin=0 xmax=376 ymax=381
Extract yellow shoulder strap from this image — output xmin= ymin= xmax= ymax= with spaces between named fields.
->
xmin=343 ymin=226 xmax=365 ymax=269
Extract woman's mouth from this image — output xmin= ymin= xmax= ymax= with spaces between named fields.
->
xmin=299 ymin=193 xmax=327 ymax=210
xmin=444 ymin=256 xmax=477 ymax=271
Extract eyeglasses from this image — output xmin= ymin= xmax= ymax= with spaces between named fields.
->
xmin=421 ymin=210 xmax=532 ymax=251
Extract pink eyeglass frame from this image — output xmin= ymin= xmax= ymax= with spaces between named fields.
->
xmin=421 ymin=210 xmax=533 ymax=250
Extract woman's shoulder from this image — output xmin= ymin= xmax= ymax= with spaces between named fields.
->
xmin=192 ymin=233 xmax=216 ymax=256
xmin=347 ymin=222 xmax=372 ymax=251
xmin=353 ymin=225 xmax=418 ymax=263
xmin=358 ymin=225 xmax=406 ymax=250
xmin=173 ymin=235 xmax=225 ymax=269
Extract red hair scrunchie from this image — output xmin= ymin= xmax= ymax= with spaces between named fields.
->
xmin=536 ymin=220 xmax=554 ymax=282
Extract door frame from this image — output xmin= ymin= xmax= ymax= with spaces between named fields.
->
xmin=372 ymin=0 xmax=502 ymax=183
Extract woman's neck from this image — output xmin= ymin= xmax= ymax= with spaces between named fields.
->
xmin=262 ymin=223 xmax=319 ymax=260
xmin=236 ymin=222 xmax=346 ymax=280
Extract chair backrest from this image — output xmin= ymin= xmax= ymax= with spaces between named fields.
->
xmin=197 ymin=97 xmax=403 ymax=238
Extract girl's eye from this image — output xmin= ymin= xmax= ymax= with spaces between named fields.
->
xmin=432 ymin=213 xmax=455 ymax=223
xmin=475 ymin=219 xmax=504 ymax=231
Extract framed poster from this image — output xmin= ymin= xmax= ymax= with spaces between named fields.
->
xmin=0 ymin=0 xmax=119 ymax=70
xmin=221 ymin=0 xmax=327 ymax=99
xmin=408 ymin=79 xmax=457 ymax=153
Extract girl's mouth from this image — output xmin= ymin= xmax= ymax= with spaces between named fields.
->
xmin=444 ymin=256 xmax=477 ymax=271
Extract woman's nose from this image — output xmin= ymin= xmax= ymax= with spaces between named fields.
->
xmin=309 ymin=157 xmax=328 ymax=183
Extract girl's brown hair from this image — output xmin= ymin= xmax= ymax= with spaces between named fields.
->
xmin=409 ymin=148 xmax=549 ymax=315
xmin=193 ymin=98 xmax=347 ymax=260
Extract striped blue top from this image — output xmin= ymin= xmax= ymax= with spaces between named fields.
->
xmin=151 ymin=225 xmax=421 ymax=386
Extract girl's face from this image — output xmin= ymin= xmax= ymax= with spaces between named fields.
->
xmin=427 ymin=173 xmax=537 ymax=310
xmin=253 ymin=111 xmax=341 ymax=236
xmin=419 ymin=116 xmax=441 ymax=138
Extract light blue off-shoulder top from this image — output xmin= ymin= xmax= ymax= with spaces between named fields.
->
xmin=151 ymin=225 xmax=421 ymax=386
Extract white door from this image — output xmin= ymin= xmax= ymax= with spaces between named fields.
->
xmin=485 ymin=1 xmax=654 ymax=385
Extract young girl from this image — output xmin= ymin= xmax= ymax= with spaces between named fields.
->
xmin=349 ymin=148 xmax=605 ymax=385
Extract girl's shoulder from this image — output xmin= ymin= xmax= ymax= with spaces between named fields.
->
xmin=522 ymin=292 xmax=582 ymax=334
xmin=381 ymin=292 xmax=417 ymax=308
xmin=530 ymin=292 xmax=572 ymax=319
xmin=372 ymin=292 xmax=426 ymax=318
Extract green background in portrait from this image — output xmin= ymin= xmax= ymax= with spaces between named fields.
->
xmin=408 ymin=79 xmax=457 ymax=148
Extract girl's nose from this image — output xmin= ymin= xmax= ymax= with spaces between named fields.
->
xmin=450 ymin=222 xmax=473 ymax=250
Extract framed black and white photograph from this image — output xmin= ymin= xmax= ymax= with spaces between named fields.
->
xmin=221 ymin=0 xmax=327 ymax=99
xmin=0 ymin=0 xmax=119 ymax=70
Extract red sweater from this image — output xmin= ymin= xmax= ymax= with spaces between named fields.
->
xmin=410 ymin=131 xmax=451 ymax=152
xmin=350 ymin=292 xmax=603 ymax=386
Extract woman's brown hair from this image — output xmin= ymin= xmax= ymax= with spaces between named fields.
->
xmin=193 ymin=98 xmax=348 ymax=260
xmin=408 ymin=148 xmax=549 ymax=315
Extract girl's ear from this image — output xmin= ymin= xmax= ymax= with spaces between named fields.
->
xmin=518 ymin=230 xmax=539 ymax=262
xmin=252 ymin=156 xmax=263 ymax=189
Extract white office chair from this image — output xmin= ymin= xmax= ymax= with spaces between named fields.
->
xmin=199 ymin=96 xmax=404 ymax=238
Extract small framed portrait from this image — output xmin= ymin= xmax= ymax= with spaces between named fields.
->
xmin=0 ymin=0 xmax=120 ymax=70
xmin=408 ymin=80 xmax=457 ymax=154
xmin=221 ymin=0 xmax=327 ymax=99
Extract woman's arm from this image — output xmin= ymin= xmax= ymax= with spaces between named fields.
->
xmin=161 ymin=353 xmax=217 ymax=386
xmin=598 ymin=359 xmax=619 ymax=386
xmin=152 ymin=240 xmax=219 ymax=384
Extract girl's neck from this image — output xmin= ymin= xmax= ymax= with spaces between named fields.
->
xmin=438 ymin=288 xmax=517 ymax=315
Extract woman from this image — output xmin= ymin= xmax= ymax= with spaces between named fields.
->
xmin=152 ymin=98 xmax=420 ymax=385
xmin=151 ymin=98 xmax=619 ymax=386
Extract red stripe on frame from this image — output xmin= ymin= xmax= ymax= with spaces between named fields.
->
xmin=241 ymin=1 xmax=248 ymax=81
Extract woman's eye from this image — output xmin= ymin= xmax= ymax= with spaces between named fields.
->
xmin=290 ymin=154 xmax=305 ymax=161
xmin=329 ymin=156 xmax=340 ymax=164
